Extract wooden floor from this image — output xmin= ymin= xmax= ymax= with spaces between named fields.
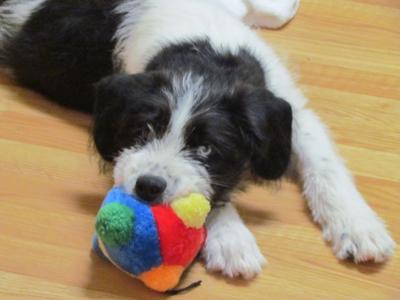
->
xmin=0 ymin=0 xmax=399 ymax=299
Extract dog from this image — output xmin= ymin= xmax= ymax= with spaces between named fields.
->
xmin=0 ymin=0 xmax=395 ymax=279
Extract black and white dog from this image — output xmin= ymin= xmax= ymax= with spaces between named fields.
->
xmin=0 ymin=0 xmax=395 ymax=279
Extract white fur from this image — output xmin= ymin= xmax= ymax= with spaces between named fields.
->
xmin=115 ymin=0 xmax=300 ymax=75
xmin=115 ymin=0 xmax=250 ymax=73
xmin=210 ymin=0 xmax=249 ymax=19
xmin=113 ymin=0 xmax=395 ymax=279
xmin=203 ymin=203 xmax=267 ymax=279
xmin=113 ymin=144 xmax=212 ymax=203
xmin=112 ymin=0 xmax=147 ymax=69
xmin=163 ymin=73 xmax=207 ymax=137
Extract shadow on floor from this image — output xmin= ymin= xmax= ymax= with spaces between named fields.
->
xmin=236 ymin=202 xmax=278 ymax=226
xmin=85 ymin=250 xmax=169 ymax=299
xmin=2 ymin=73 xmax=92 ymax=131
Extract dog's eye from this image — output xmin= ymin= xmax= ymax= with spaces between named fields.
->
xmin=197 ymin=145 xmax=212 ymax=157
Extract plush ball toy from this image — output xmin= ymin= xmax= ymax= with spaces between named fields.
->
xmin=92 ymin=187 xmax=211 ymax=293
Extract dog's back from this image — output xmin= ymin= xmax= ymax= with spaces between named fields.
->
xmin=0 ymin=0 xmax=122 ymax=112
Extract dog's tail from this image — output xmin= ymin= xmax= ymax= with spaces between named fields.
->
xmin=0 ymin=0 xmax=44 ymax=66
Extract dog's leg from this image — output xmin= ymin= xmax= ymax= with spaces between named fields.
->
xmin=290 ymin=108 xmax=396 ymax=262
xmin=254 ymin=34 xmax=395 ymax=263
xmin=203 ymin=203 xmax=266 ymax=279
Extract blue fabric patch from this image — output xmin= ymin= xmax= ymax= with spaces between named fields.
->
xmin=98 ymin=187 xmax=162 ymax=276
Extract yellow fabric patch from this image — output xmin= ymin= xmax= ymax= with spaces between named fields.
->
xmin=171 ymin=193 xmax=211 ymax=229
xmin=138 ymin=265 xmax=184 ymax=292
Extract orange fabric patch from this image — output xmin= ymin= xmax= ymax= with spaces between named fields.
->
xmin=138 ymin=265 xmax=184 ymax=292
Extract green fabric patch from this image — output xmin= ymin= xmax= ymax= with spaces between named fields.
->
xmin=96 ymin=203 xmax=135 ymax=247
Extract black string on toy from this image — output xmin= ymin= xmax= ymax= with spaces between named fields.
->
xmin=164 ymin=280 xmax=202 ymax=295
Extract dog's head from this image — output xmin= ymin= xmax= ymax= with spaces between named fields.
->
xmin=93 ymin=71 xmax=292 ymax=204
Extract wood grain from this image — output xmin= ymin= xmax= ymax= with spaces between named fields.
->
xmin=0 ymin=0 xmax=399 ymax=299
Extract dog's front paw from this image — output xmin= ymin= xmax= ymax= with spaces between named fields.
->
xmin=324 ymin=216 xmax=396 ymax=263
xmin=202 ymin=226 xmax=267 ymax=279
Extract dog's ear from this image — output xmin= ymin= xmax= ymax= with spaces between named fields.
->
xmin=231 ymin=87 xmax=293 ymax=180
xmin=93 ymin=72 xmax=170 ymax=162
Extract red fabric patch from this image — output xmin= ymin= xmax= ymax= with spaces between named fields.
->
xmin=151 ymin=206 xmax=206 ymax=267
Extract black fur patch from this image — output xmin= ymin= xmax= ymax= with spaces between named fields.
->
xmin=146 ymin=40 xmax=266 ymax=88
xmin=3 ymin=0 xmax=122 ymax=112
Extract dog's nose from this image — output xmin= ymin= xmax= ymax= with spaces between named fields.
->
xmin=135 ymin=175 xmax=167 ymax=203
